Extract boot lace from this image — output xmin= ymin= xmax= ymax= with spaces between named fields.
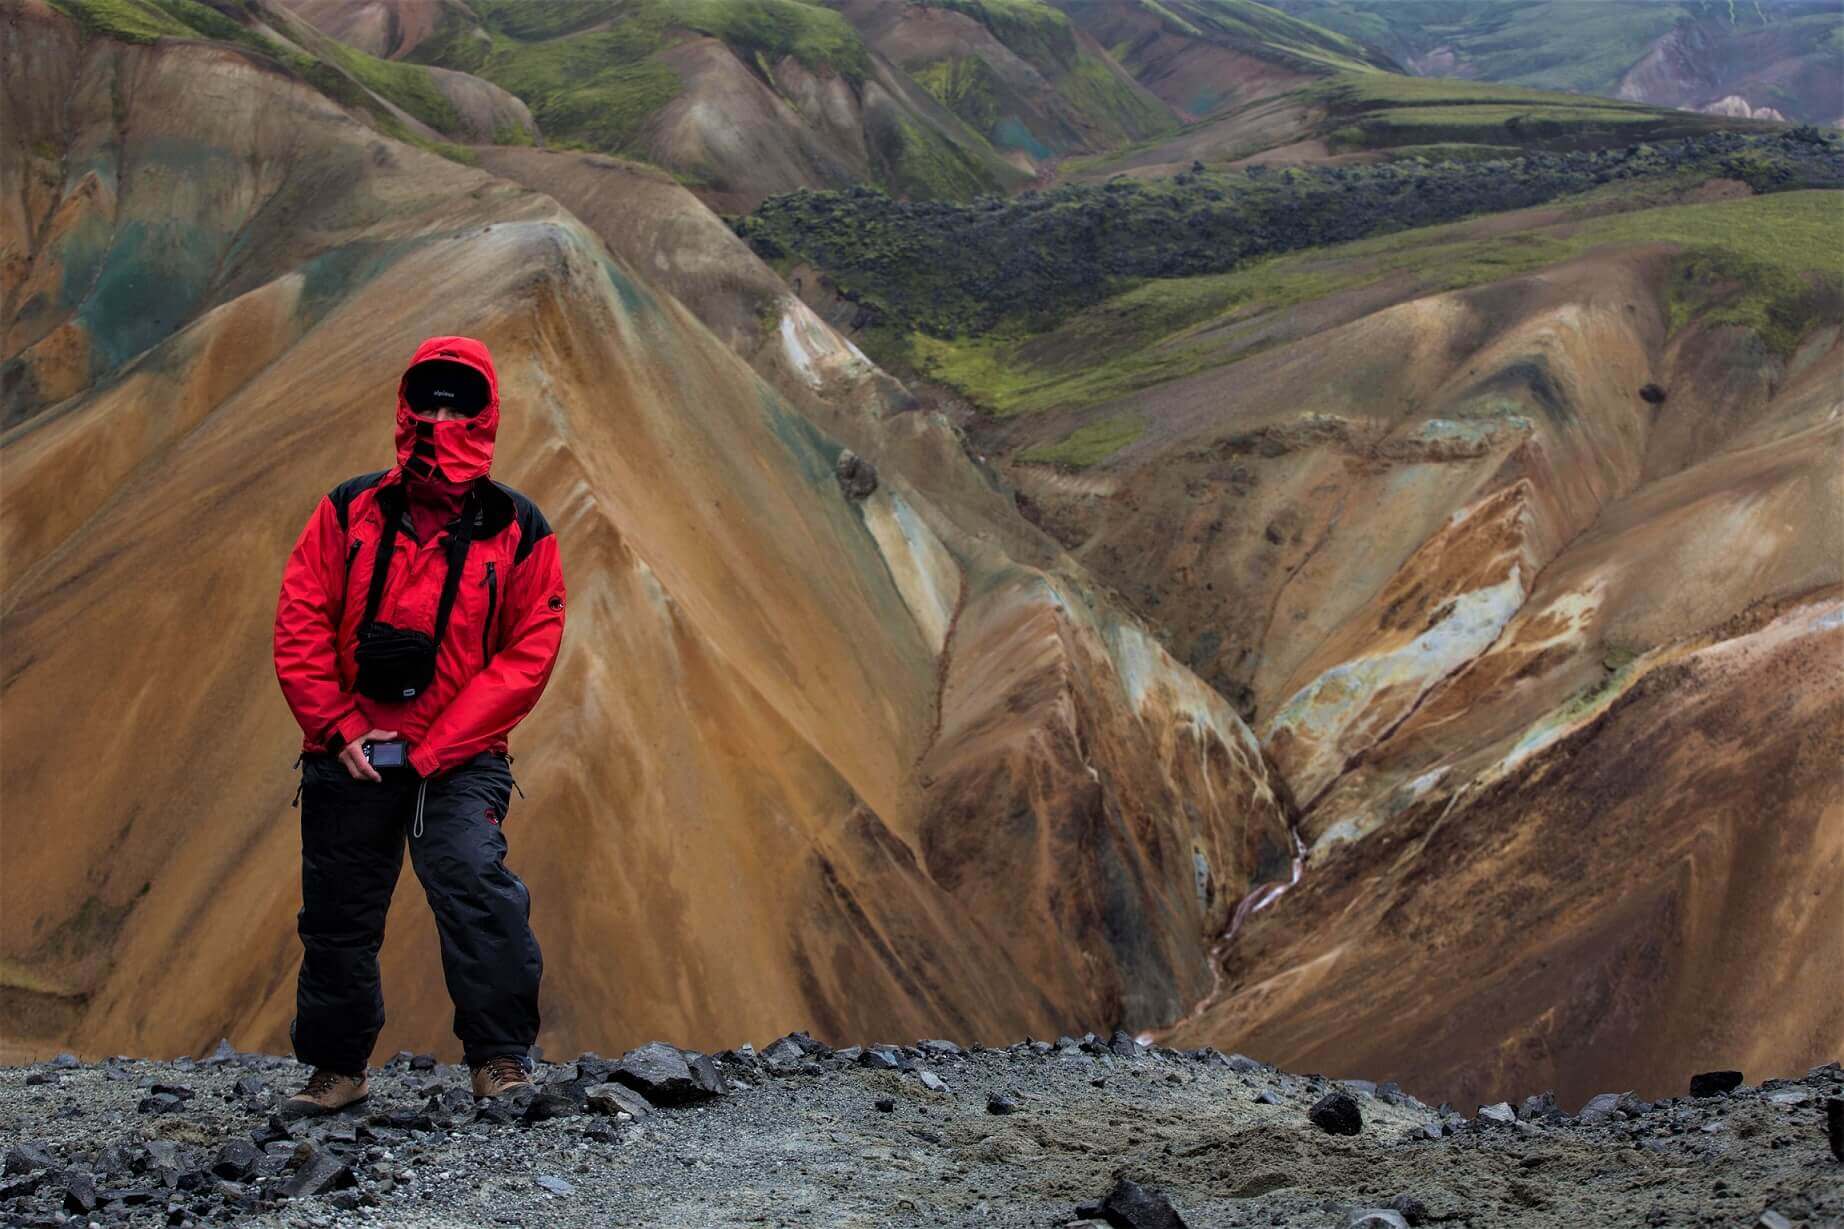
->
xmin=302 ymin=1068 xmax=350 ymax=1097
xmin=478 ymin=1055 xmax=527 ymax=1087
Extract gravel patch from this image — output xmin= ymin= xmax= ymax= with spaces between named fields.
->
xmin=1 ymin=1036 xmax=1838 ymax=1227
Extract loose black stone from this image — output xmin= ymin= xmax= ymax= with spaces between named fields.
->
xmin=62 ymin=1171 xmax=98 ymax=1213
xmin=521 ymin=1092 xmax=582 ymax=1124
xmin=611 ymin=1042 xmax=722 ymax=1105
xmin=4 ymin=1144 xmax=55 ymax=1175
xmin=1310 ymin=1091 xmax=1364 ymax=1136
xmin=1827 ymin=1096 xmax=1843 ymax=1163
xmin=1091 ymin=1177 xmax=1188 ymax=1229
xmin=409 ymin=1054 xmax=437 ymax=1071
xmin=1690 ymin=1071 xmax=1744 ymax=1098
xmin=874 ymin=1098 xmax=896 ymax=1113
xmin=1390 ymin=1193 xmax=1429 ymax=1225
xmin=1109 ymin=1030 xmax=1142 ymax=1059
xmin=210 ymin=1140 xmax=259 ymax=1181
xmin=277 ymin=1151 xmax=353 ymax=1199
xmin=986 ymin=1093 xmax=1019 ymax=1115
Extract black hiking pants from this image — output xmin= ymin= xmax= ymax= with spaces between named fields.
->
xmin=291 ymin=750 xmax=542 ymax=1074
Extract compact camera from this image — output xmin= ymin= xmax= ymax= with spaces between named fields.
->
xmin=363 ymin=740 xmax=408 ymax=769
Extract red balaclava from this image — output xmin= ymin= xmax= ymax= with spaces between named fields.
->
xmin=394 ymin=335 xmax=500 ymax=485
xmin=394 ymin=336 xmax=500 ymax=540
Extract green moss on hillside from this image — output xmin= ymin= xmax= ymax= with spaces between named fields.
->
xmin=1018 ymin=414 xmax=1146 ymax=467
xmin=912 ymin=189 xmax=1844 ymax=415
xmin=1312 ymin=74 xmax=1758 ymax=153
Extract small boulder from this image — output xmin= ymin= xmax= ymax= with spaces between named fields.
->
xmin=1578 ymin=1091 xmax=1640 ymax=1123
xmin=1309 ymin=1091 xmax=1363 ymax=1136
xmin=210 ymin=1140 xmax=259 ymax=1181
xmin=520 ymin=1091 xmax=583 ymax=1124
xmin=874 ymin=1097 xmax=896 ymax=1113
xmin=611 ymin=1042 xmax=718 ymax=1105
xmin=1755 ymin=1212 xmax=1792 ymax=1229
xmin=585 ymin=1082 xmax=654 ymax=1119
xmin=278 ymin=1150 xmax=354 ymax=1199
xmin=918 ymin=1070 xmax=948 ymax=1093
xmin=62 ymin=1171 xmax=99 ymax=1213
xmin=533 ymin=1175 xmax=574 ymax=1196
xmin=1639 ymin=383 xmax=1667 ymax=405
xmin=4 ymin=1143 xmax=56 ymax=1175
xmin=835 ymin=450 xmax=879 ymax=500
xmin=1078 ymin=1177 xmax=1188 ymax=1229
xmin=986 ymin=1093 xmax=1018 ymax=1115
xmin=1108 ymin=1030 xmax=1143 ymax=1059
xmin=1519 ymin=1091 xmax=1561 ymax=1121
xmin=1476 ymin=1102 xmax=1516 ymax=1128
xmin=1690 ymin=1071 xmax=1743 ymax=1098
xmin=1827 ymin=1096 xmax=1842 ymax=1163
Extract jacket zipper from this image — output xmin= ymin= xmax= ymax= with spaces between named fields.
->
xmin=482 ymin=561 xmax=498 ymax=664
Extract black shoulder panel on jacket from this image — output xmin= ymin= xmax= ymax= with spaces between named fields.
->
xmin=489 ymin=481 xmax=555 ymax=565
xmin=328 ymin=470 xmax=389 ymax=530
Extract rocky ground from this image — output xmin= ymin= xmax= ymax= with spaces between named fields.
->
xmin=1 ymin=1036 xmax=1839 ymax=1228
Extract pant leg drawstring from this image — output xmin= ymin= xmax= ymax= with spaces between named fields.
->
xmin=291 ymin=779 xmax=304 ymax=809
xmin=413 ymin=777 xmax=428 ymax=840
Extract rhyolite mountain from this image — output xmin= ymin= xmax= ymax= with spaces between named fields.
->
xmin=3 ymin=0 xmax=1287 ymax=1072
xmin=1269 ymin=0 xmax=1844 ymax=126
xmin=2 ymin=0 xmax=1840 ymax=1112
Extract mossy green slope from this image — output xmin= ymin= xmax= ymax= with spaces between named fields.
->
xmin=48 ymin=0 xmax=478 ymax=162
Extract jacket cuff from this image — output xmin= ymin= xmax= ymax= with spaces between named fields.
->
xmin=408 ymin=744 xmax=443 ymax=779
xmin=332 ymin=710 xmax=372 ymax=750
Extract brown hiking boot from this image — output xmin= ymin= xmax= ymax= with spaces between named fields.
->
xmin=470 ymin=1055 xmax=533 ymax=1099
xmin=280 ymin=1068 xmax=369 ymax=1119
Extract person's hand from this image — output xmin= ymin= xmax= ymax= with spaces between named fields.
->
xmin=339 ymin=729 xmax=400 ymax=782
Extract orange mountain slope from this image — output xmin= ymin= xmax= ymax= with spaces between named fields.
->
xmin=2 ymin=1 xmax=1288 ymax=1063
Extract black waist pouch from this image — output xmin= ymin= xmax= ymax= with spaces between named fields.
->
xmin=354 ymin=620 xmax=438 ymax=701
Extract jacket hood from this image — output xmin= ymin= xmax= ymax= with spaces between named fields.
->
xmin=393 ymin=335 xmax=500 ymax=484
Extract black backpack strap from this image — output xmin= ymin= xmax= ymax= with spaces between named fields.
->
xmin=361 ymin=484 xmax=403 ymax=627
xmin=360 ymin=482 xmax=476 ymax=644
xmin=429 ymin=491 xmax=478 ymax=646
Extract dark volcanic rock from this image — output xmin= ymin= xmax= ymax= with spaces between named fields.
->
xmin=1520 ymin=1091 xmax=1561 ymax=1121
xmin=62 ymin=1170 xmax=98 ymax=1213
xmin=1077 ymin=1177 xmax=1188 ymax=1229
xmin=1639 ymin=383 xmax=1667 ymax=404
xmin=4 ymin=1143 xmax=55 ymax=1175
xmin=277 ymin=1149 xmax=354 ymax=1199
xmin=987 ymin=1092 xmax=1019 ymax=1114
xmin=1578 ymin=1091 xmax=1642 ymax=1123
xmin=835 ymin=450 xmax=878 ymax=500
xmin=1109 ymin=1030 xmax=1143 ymax=1059
xmin=1828 ymin=1096 xmax=1843 ymax=1163
xmin=1691 ymin=1070 xmax=1745 ymax=1097
xmin=1311 ymin=1091 xmax=1364 ymax=1136
xmin=210 ymin=1139 xmax=259 ymax=1181
xmin=520 ymin=1091 xmax=583 ymax=1124
xmin=612 ymin=1042 xmax=725 ymax=1105
xmin=585 ymin=1082 xmax=654 ymax=1119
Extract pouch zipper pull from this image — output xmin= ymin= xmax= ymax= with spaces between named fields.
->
xmin=291 ymin=778 xmax=304 ymax=809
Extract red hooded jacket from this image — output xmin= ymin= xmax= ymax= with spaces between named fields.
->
xmin=274 ymin=336 xmax=566 ymax=778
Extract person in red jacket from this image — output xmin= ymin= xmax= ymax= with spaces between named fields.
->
xmin=273 ymin=335 xmax=565 ymax=1115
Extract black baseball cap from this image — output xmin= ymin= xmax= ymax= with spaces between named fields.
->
xmin=404 ymin=358 xmax=490 ymax=417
